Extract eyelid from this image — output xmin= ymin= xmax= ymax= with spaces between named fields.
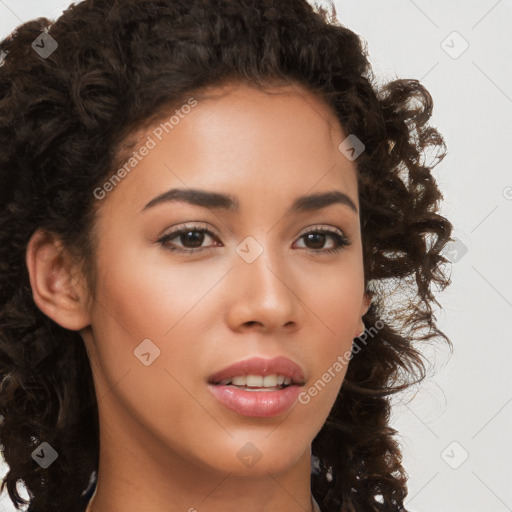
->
xmin=159 ymin=222 xmax=220 ymax=240
xmin=295 ymin=224 xmax=346 ymax=238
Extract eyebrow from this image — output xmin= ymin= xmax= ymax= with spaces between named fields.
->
xmin=142 ymin=188 xmax=358 ymax=214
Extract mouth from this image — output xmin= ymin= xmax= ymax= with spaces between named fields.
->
xmin=207 ymin=355 xmax=306 ymax=389
xmin=207 ymin=356 xmax=306 ymax=417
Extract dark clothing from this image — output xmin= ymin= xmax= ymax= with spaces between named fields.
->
xmin=80 ymin=471 xmax=97 ymax=505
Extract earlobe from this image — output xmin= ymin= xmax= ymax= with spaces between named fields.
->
xmin=25 ymin=229 xmax=91 ymax=331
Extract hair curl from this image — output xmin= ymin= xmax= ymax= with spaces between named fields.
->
xmin=0 ymin=1 xmax=453 ymax=510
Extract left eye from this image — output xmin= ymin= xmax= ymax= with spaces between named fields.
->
xmin=294 ymin=229 xmax=350 ymax=253
xmin=157 ymin=225 xmax=350 ymax=254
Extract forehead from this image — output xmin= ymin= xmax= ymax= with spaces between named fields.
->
xmin=97 ymin=81 xmax=358 ymax=216
xmin=123 ymin=81 xmax=346 ymax=164
xmin=186 ymin=81 xmax=344 ymax=147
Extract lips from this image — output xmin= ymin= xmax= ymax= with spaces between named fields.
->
xmin=207 ymin=356 xmax=306 ymax=386
xmin=207 ymin=356 xmax=307 ymax=417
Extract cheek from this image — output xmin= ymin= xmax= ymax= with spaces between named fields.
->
xmin=88 ymin=244 xmax=223 ymax=403
xmin=296 ymin=329 xmax=354 ymax=423
xmin=87 ymin=248 xmax=209 ymax=446
xmin=93 ymin=244 xmax=219 ymax=340
xmin=296 ymin=269 xmax=363 ymax=412
xmin=300 ymin=263 xmax=364 ymax=339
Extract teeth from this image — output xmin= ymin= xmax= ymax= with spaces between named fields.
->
xmin=232 ymin=375 xmax=250 ymax=386
xmin=218 ymin=374 xmax=292 ymax=388
xmin=262 ymin=375 xmax=277 ymax=387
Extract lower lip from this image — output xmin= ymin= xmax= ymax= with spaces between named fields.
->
xmin=207 ymin=384 xmax=302 ymax=417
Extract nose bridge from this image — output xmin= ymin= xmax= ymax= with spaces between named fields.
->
xmin=228 ymin=234 xmax=298 ymax=329
xmin=236 ymin=236 xmax=290 ymax=301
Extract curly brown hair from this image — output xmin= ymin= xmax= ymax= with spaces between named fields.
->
xmin=0 ymin=0 xmax=453 ymax=511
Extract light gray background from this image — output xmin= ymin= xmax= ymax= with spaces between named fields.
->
xmin=0 ymin=1 xmax=511 ymax=511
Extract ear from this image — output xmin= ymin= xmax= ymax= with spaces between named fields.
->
xmin=354 ymin=292 xmax=372 ymax=337
xmin=25 ymin=229 xmax=91 ymax=331
xmin=360 ymin=292 xmax=372 ymax=317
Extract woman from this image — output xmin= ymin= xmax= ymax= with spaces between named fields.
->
xmin=0 ymin=0 xmax=453 ymax=511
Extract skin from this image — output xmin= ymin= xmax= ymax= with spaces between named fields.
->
xmin=26 ymin=81 xmax=370 ymax=512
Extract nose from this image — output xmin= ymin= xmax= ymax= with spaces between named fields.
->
xmin=224 ymin=243 xmax=300 ymax=333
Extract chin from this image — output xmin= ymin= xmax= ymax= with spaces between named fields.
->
xmin=196 ymin=438 xmax=309 ymax=477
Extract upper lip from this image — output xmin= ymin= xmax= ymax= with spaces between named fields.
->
xmin=208 ymin=356 xmax=306 ymax=385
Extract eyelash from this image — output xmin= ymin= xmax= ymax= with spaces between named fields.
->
xmin=157 ymin=224 xmax=351 ymax=255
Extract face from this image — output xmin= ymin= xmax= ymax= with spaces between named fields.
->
xmin=81 ymin=82 xmax=369 ymax=478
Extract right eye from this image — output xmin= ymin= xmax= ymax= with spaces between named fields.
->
xmin=157 ymin=224 xmax=222 ymax=254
